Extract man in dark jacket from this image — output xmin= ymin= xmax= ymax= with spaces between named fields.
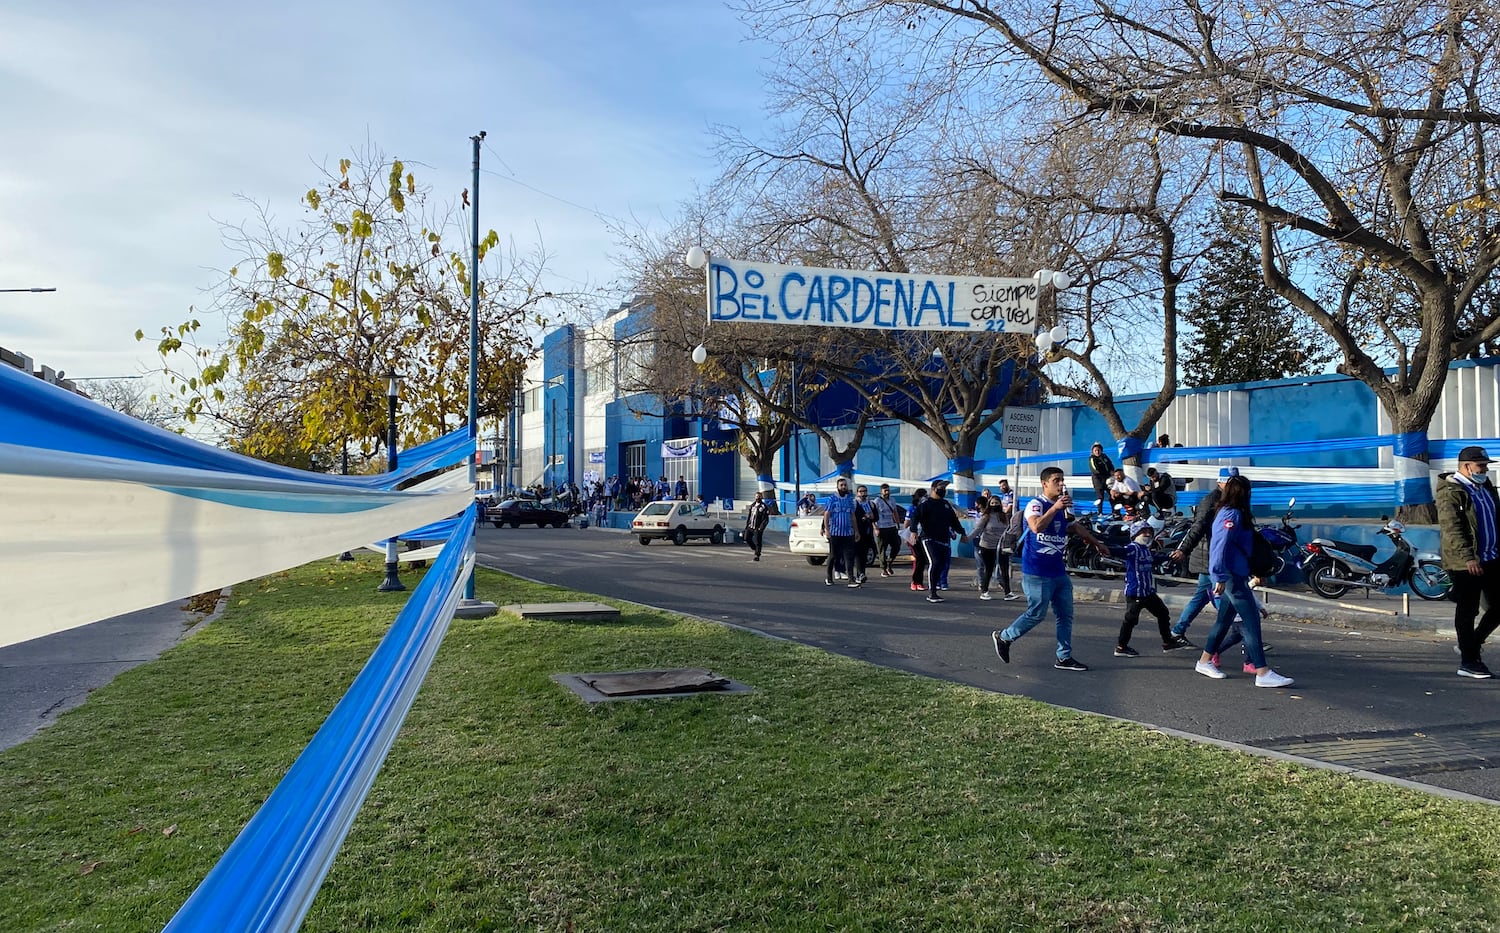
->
xmin=1436 ymin=446 xmax=1500 ymax=679
xmin=744 ymin=490 xmax=772 ymax=562
xmin=1164 ymin=466 xmax=1240 ymax=647
xmin=911 ymin=480 xmax=965 ymax=603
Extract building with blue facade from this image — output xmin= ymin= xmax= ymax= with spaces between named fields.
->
xmin=506 ymin=303 xmax=1500 ymax=519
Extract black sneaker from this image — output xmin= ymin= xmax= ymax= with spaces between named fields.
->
xmin=1162 ymin=634 xmax=1195 ymax=652
xmin=1113 ymin=646 xmax=1139 ymax=658
xmin=1054 ymin=657 xmax=1089 ymax=672
xmin=824 ymin=579 xmax=833 ymax=586
xmin=1458 ymin=660 xmax=1494 ymax=679
xmin=847 ymin=581 xmax=863 ymax=588
xmin=992 ymin=631 xmax=1011 ymax=663
xmin=926 ymin=594 xmax=945 ymax=603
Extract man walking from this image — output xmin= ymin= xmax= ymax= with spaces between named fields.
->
xmin=911 ymin=479 xmax=964 ymax=602
xmin=821 ymin=476 xmax=865 ymax=587
xmin=992 ymin=467 xmax=1109 ymax=671
xmin=1437 ymin=446 xmax=1500 ymax=679
xmin=870 ymin=483 xmax=905 ymax=576
xmin=745 ymin=490 xmax=772 ymax=562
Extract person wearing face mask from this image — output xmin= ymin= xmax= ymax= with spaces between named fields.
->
xmin=1437 ymin=446 xmax=1500 ymax=678
xmin=1114 ymin=522 xmax=1175 ymax=657
xmin=911 ymin=479 xmax=965 ymax=602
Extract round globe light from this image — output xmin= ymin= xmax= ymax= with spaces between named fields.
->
xmin=685 ymin=246 xmax=708 ymax=270
xmin=691 ymin=344 xmax=708 ymax=364
xmin=1035 ymin=333 xmax=1053 ymax=352
xmin=1049 ymin=324 xmax=1068 ymax=343
xmin=1052 ymin=270 xmax=1072 ymax=290
xmin=1035 ymin=268 xmax=1055 ymax=287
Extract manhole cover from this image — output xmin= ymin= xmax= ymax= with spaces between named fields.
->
xmin=552 ymin=668 xmax=754 ymax=703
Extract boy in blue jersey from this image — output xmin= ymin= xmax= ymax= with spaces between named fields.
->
xmin=1115 ymin=522 xmax=1179 ymax=657
xmin=991 ymin=467 xmax=1109 ymax=671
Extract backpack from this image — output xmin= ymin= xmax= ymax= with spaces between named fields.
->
xmin=1249 ymin=525 xmax=1277 ymax=578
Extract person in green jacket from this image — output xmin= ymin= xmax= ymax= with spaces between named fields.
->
xmin=1436 ymin=445 xmax=1500 ymax=679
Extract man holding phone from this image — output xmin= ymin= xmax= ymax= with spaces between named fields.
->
xmin=992 ymin=467 xmax=1109 ymax=671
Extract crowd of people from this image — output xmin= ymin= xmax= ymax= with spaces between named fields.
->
xmin=777 ymin=462 xmax=1298 ymax=686
xmin=558 ymin=439 xmax=1500 ymax=688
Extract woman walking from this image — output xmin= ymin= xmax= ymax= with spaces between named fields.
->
xmin=905 ymin=488 xmax=930 ymax=591
xmin=970 ymin=496 xmax=1017 ymax=600
xmin=1193 ymin=475 xmax=1294 ymax=687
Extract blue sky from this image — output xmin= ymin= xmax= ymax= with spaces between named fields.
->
xmin=0 ymin=0 xmax=767 ymax=381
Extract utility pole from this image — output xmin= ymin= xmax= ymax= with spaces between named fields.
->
xmin=457 ymin=132 xmax=497 ymax=617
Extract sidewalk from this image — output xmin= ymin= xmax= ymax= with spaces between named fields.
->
xmin=1067 ymin=571 xmax=1453 ymax=636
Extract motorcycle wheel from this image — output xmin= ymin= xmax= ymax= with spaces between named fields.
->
xmin=1409 ymin=562 xmax=1452 ymax=601
xmin=1306 ymin=558 xmax=1349 ymax=599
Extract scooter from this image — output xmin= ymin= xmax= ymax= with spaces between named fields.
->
xmin=1256 ymin=498 xmax=1303 ymax=581
xmin=1301 ymin=518 xmax=1450 ymax=600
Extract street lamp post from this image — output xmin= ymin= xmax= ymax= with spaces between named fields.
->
xmin=378 ymin=369 xmax=406 ymax=593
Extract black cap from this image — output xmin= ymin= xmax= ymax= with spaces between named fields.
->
xmin=1459 ymin=445 xmax=1494 ymax=464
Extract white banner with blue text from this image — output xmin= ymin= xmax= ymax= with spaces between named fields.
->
xmin=706 ymin=257 xmax=1039 ymax=334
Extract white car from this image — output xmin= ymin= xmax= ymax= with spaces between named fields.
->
xmin=632 ymin=500 xmax=727 ymax=545
xmin=788 ymin=511 xmax=879 ymax=567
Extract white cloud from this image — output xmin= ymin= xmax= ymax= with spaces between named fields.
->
xmin=0 ymin=0 xmax=767 ymax=379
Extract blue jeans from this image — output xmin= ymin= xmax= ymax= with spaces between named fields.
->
xmin=1172 ymin=573 xmax=1214 ymax=636
xmin=1201 ymin=576 xmax=1267 ymax=669
xmin=1001 ymin=573 xmax=1074 ymax=661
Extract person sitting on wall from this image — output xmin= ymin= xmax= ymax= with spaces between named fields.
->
xmin=1108 ymin=468 xmax=1145 ymax=514
xmin=1146 ymin=466 xmax=1177 ymax=513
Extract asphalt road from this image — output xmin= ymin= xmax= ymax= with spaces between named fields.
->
xmin=477 ymin=524 xmax=1500 ymax=802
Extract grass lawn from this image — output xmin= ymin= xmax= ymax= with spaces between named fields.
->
xmin=2 ymin=555 xmax=1499 ymax=931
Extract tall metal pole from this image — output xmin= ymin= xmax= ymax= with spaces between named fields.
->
xmin=457 ymin=131 xmax=496 ymax=616
xmin=379 ymin=371 xmax=405 ymax=592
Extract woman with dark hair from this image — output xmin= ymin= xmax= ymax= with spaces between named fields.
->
xmin=905 ymin=488 xmax=930 ymax=591
xmin=1194 ymin=475 xmax=1294 ymax=687
xmin=970 ymin=496 xmax=1013 ymax=600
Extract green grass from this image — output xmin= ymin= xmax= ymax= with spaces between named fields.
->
xmin=2 ymin=555 xmax=1498 ymax=931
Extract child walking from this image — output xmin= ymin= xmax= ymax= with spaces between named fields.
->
xmin=1117 ymin=522 xmax=1192 ymax=656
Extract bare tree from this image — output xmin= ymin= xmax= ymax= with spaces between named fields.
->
xmin=83 ymin=378 xmax=178 ymax=432
xmin=756 ymin=0 xmax=1500 ymax=519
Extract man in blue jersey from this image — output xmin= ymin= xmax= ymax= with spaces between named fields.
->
xmin=992 ymin=466 xmax=1109 ymax=671
xmin=821 ymin=476 xmax=866 ymax=587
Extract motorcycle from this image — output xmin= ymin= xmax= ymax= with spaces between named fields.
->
xmin=1301 ymin=518 xmax=1450 ymax=600
xmin=1255 ymin=498 xmax=1303 ymax=581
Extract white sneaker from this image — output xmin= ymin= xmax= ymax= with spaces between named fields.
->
xmin=980 ymin=591 xmax=993 ymax=600
xmin=1195 ymin=660 xmax=1227 ymax=680
xmin=1255 ymin=670 xmax=1295 ymax=688
xmin=1003 ymin=592 xmax=1020 ymax=600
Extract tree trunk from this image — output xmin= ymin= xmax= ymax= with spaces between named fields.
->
xmin=1390 ymin=408 xmax=1438 ymax=525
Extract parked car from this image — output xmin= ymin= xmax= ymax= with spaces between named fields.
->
xmin=488 ymin=498 xmax=570 ymax=529
xmin=632 ymin=500 xmax=727 ymax=545
xmin=787 ymin=510 xmax=878 ymax=567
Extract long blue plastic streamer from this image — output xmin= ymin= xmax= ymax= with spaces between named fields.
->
xmin=0 ymin=365 xmax=471 ymax=489
xmin=162 ymin=507 xmax=476 ymax=933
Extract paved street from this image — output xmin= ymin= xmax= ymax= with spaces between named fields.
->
xmin=477 ymin=524 xmax=1500 ymax=802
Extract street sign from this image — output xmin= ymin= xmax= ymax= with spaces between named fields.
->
xmin=1001 ymin=407 xmax=1042 ymax=451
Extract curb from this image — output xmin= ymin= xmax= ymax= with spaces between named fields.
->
xmin=1069 ymin=581 xmax=1450 ymax=637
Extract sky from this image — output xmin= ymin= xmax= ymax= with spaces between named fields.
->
xmin=0 ymin=0 xmax=768 ymax=383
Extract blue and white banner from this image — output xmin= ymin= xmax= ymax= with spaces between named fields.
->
xmin=662 ymin=439 xmax=699 ymax=460
xmin=0 ymin=364 xmax=473 ymax=648
xmin=706 ymin=256 xmax=1040 ymax=334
